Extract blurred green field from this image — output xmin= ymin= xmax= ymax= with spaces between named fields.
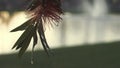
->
xmin=0 ymin=42 xmax=120 ymax=68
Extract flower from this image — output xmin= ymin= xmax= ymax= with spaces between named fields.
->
xmin=11 ymin=0 xmax=63 ymax=58
xmin=27 ymin=0 xmax=63 ymax=28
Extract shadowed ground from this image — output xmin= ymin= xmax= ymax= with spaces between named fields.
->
xmin=0 ymin=42 xmax=120 ymax=68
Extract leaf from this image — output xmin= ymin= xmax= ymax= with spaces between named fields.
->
xmin=37 ymin=22 xmax=51 ymax=56
xmin=18 ymin=32 xmax=33 ymax=57
xmin=33 ymin=27 xmax=38 ymax=47
xmin=12 ymin=25 xmax=34 ymax=49
xmin=18 ymin=25 xmax=35 ymax=57
xmin=38 ymin=22 xmax=50 ymax=49
xmin=10 ymin=19 xmax=32 ymax=32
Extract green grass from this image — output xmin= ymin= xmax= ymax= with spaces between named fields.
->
xmin=1 ymin=42 xmax=120 ymax=68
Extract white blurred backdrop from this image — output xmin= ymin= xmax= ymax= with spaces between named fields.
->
xmin=0 ymin=0 xmax=120 ymax=55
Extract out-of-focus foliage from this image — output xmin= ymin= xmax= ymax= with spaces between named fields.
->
xmin=62 ymin=0 xmax=82 ymax=13
xmin=0 ymin=0 xmax=28 ymax=12
xmin=1 ymin=42 xmax=120 ymax=68
xmin=107 ymin=0 xmax=120 ymax=14
xmin=0 ymin=0 xmax=29 ymax=24
xmin=0 ymin=0 xmax=119 ymax=13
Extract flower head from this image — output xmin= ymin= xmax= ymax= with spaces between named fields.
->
xmin=27 ymin=0 xmax=63 ymax=28
xmin=11 ymin=0 xmax=63 ymax=58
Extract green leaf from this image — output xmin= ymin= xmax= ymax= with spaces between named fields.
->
xmin=18 ymin=32 xmax=33 ymax=57
xmin=12 ymin=25 xmax=34 ymax=49
xmin=38 ymin=22 xmax=50 ymax=49
xmin=18 ymin=25 xmax=35 ymax=57
xmin=10 ymin=19 xmax=32 ymax=32
xmin=37 ymin=22 xmax=50 ymax=56
xmin=33 ymin=27 xmax=38 ymax=47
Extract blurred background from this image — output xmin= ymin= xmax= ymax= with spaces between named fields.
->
xmin=0 ymin=0 xmax=120 ymax=68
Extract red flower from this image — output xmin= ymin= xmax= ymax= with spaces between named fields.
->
xmin=11 ymin=0 xmax=63 ymax=58
xmin=27 ymin=0 xmax=63 ymax=28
